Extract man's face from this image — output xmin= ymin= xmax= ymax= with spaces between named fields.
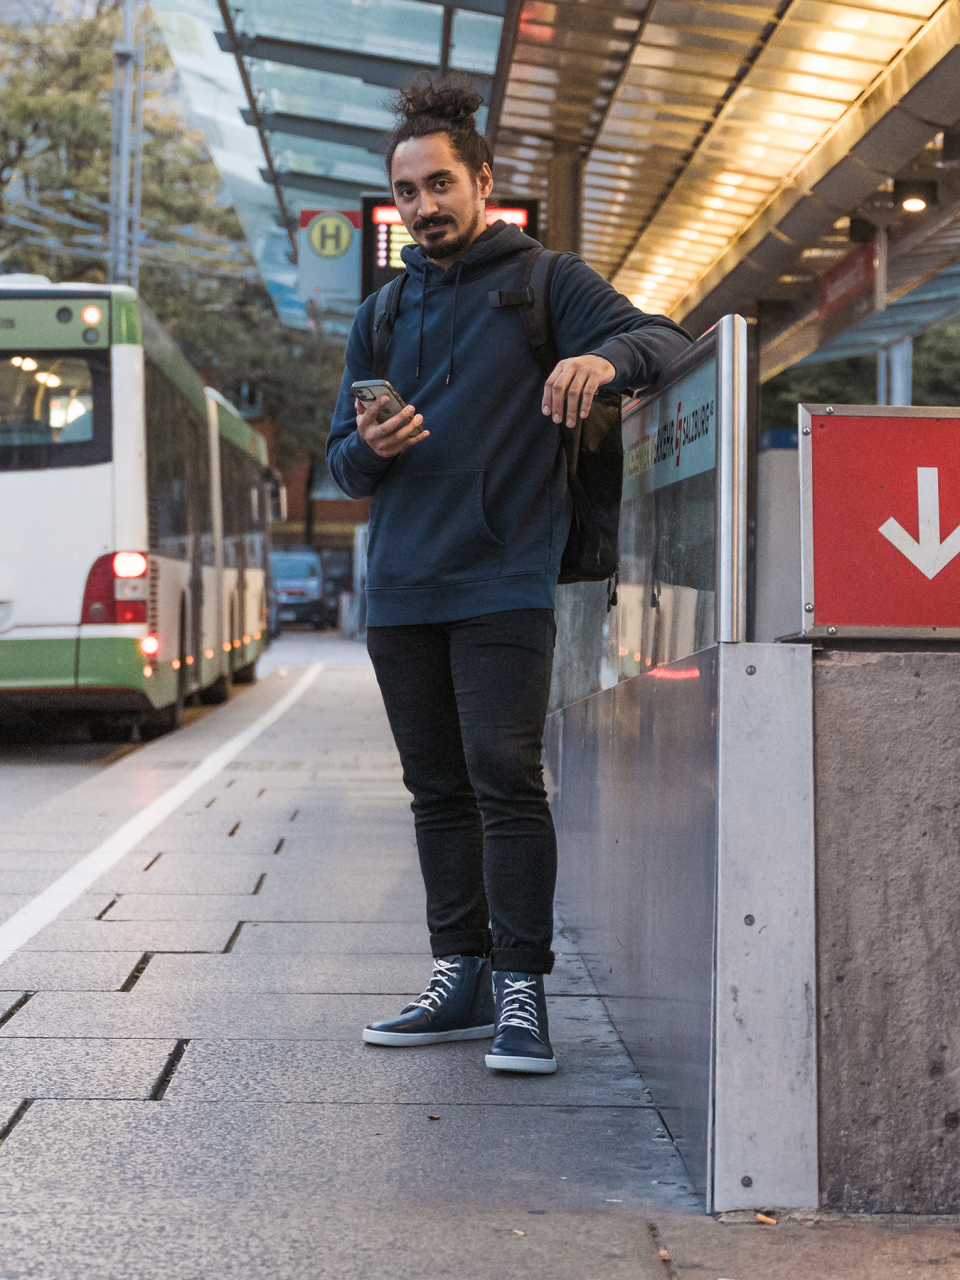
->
xmin=391 ymin=133 xmax=493 ymax=265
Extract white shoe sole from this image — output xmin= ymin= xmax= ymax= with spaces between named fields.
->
xmin=485 ymin=1053 xmax=558 ymax=1074
xmin=363 ymin=1023 xmax=495 ymax=1046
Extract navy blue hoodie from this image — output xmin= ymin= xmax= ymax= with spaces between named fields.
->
xmin=327 ymin=222 xmax=690 ymax=626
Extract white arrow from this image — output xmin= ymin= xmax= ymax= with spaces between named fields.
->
xmin=879 ymin=467 xmax=960 ymax=580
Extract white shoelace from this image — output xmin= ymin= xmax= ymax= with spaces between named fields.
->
xmin=410 ymin=958 xmax=461 ymax=1013
xmin=497 ymin=976 xmax=540 ymax=1031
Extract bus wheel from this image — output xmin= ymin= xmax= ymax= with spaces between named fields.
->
xmin=89 ymin=717 xmax=135 ymax=744
xmin=232 ymin=661 xmax=257 ymax=685
xmin=139 ymin=699 xmax=182 ymax=740
xmin=199 ymin=674 xmax=230 ymax=704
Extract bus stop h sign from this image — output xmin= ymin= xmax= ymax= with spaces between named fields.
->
xmin=799 ymin=405 xmax=960 ymax=637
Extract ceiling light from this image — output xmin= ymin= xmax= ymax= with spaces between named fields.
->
xmin=893 ymin=179 xmax=937 ymax=213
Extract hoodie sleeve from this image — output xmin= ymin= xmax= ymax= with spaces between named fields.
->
xmin=325 ymin=294 xmax=396 ymax=499
xmin=548 ymin=253 xmax=692 ymax=392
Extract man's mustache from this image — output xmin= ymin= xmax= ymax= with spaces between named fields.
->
xmin=413 ymin=215 xmax=454 ymax=232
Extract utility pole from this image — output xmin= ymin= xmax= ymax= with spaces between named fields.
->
xmin=108 ymin=0 xmax=145 ymax=288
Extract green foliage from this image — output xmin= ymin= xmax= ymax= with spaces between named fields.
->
xmin=0 ymin=1 xmax=346 ymax=463
xmin=761 ymin=355 xmax=876 ymax=432
xmin=911 ymin=321 xmax=960 ymax=407
xmin=761 ymin=320 xmax=960 ymax=431
xmin=0 ymin=3 xmax=235 ymax=276
xmin=161 ymin=279 xmax=345 ymax=469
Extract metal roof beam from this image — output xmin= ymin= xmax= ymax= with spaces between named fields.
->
xmin=264 ymin=170 xmax=388 ymax=201
xmin=484 ymin=0 xmax=521 ymax=145
xmin=412 ymin=0 xmax=507 ymax=15
xmin=242 ymin=109 xmax=383 ymax=154
xmin=215 ymin=32 xmax=492 ymax=94
xmin=216 ymin=0 xmax=298 ymax=263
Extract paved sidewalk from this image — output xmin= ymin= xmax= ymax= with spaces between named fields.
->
xmin=0 ymin=642 xmax=957 ymax=1277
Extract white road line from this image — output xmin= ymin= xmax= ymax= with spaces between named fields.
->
xmin=0 ymin=664 xmax=324 ymax=965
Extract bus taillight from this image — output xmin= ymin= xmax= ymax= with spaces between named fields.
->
xmin=113 ymin=552 xmax=148 ymax=578
xmin=81 ymin=553 xmax=149 ymax=625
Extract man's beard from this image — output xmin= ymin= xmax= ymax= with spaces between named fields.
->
xmin=413 ymin=214 xmax=482 ymax=262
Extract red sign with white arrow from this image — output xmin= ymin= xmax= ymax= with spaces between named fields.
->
xmin=807 ymin=411 xmax=960 ymax=630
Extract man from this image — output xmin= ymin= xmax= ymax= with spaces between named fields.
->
xmin=327 ymin=79 xmax=690 ymax=1074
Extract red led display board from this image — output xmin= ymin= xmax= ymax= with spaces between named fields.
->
xmin=360 ymin=197 xmax=540 ymax=300
xmin=799 ymin=405 xmax=960 ymax=636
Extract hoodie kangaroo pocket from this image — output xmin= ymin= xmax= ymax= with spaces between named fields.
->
xmin=368 ymin=469 xmax=505 ymax=588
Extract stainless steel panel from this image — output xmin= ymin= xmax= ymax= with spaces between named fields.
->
xmin=717 ymin=314 xmax=748 ymax=643
xmin=713 ymin=643 xmax=818 ymax=1212
xmin=550 ymin=647 xmax=719 ymax=1200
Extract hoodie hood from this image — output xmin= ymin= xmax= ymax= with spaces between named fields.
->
xmin=400 ymin=221 xmax=542 ymax=385
xmin=400 ymin=220 xmax=540 ymax=283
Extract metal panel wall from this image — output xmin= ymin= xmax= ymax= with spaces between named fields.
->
xmin=546 ymin=648 xmax=719 ymax=1200
xmin=713 ymin=643 xmax=818 ymax=1211
xmin=547 ymin=642 xmax=818 ymax=1209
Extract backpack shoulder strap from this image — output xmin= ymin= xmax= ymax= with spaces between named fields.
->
xmin=371 ymin=272 xmax=407 ymax=378
xmin=518 ymin=246 xmax=560 ymax=375
xmin=486 ymin=246 xmax=560 ymax=377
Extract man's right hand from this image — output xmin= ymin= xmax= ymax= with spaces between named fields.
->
xmin=356 ymin=396 xmax=428 ymax=458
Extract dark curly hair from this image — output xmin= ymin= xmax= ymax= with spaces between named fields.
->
xmin=384 ymin=76 xmax=493 ymax=182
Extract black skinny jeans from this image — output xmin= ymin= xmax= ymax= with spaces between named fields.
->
xmin=367 ymin=608 xmax=557 ymax=974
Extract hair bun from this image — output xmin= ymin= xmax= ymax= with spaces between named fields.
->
xmin=395 ymin=77 xmax=483 ymax=128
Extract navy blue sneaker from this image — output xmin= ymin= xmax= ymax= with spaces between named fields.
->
xmin=363 ymin=955 xmax=495 ymax=1046
xmin=485 ymin=971 xmax=557 ymax=1074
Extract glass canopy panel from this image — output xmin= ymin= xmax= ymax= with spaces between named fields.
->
xmin=240 ymin=0 xmax=444 ymax=62
xmin=153 ymin=0 xmax=505 ymax=328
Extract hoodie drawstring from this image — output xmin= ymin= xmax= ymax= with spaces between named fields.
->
xmin=415 ymin=259 xmax=465 ymax=385
xmin=416 ymin=277 xmax=427 ymax=380
xmin=446 ymin=261 xmax=463 ymax=386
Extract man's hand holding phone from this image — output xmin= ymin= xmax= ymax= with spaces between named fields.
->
xmin=353 ymin=380 xmax=428 ymax=458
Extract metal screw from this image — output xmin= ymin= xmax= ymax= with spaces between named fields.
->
xmin=802 ymin=426 xmax=811 ymax=435
xmin=746 ymin=665 xmax=756 ymax=675
xmin=804 ymin=603 xmax=814 ymax=613
xmin=828 ymin=626 xmax=838 ymax=635
xmin=825 ymin=406 xmax=834 ymax=414
xmin=742 ymin=1175 xmax=753 ymax=1188
xmin=744 ymin=914 xmax=755 ymax=926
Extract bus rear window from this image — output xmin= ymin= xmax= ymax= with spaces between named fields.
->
xmin=0 ymin=351 xmax=110 ymax=470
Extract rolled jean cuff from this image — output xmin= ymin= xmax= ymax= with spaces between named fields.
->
xmin=491 ymin=947 xmax=554 ymax=975
xmin=430 ymin=928 xmax=493 ymax=959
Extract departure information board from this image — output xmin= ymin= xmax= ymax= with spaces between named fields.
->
xmin=360 ymin=197 xmax=540 ymax=299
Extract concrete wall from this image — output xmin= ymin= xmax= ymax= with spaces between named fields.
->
xmin=814 ymin=648 xmax=960 ymax=1212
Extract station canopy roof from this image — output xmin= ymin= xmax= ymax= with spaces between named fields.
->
xmin=151 ymin=0 xmax=507 ymax=327
xmin=154 ymin=0 xmax=960 ymax=363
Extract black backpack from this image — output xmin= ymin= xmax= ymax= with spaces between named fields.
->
xmin=371 ymin=245 xmax=623 ymax=587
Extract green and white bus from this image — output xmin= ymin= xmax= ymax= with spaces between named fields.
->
xmin=0 ymin=278 xmax=275 ymax=739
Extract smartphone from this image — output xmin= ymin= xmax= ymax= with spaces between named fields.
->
xmin=351 ymin=379 xmax=418 ymax=430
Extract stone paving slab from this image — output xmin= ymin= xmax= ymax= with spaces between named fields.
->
xmin=100 ymin=860 xmax=268 ymax=896
xmin=96 ymin=886 xmax=427 ymax=922
xmin=131 ymin=949 xmax=597 ymax=997
xmin=656 ymin=1210 xmax=960 ymax=1279
xmin=0 ymin=1038 xmax=176 ymax=1099
xmin=0 ymin=991 xmax=611 ymax=1044
xmin=20 ymin=920 xmax=236 ymax=952
xmin=0 ymin=1203 xmax=670 ymax=1280
xmin=0 ymin=1098 xmax=698 ymax=1214
xmin=165 ymin=1036 xmax=649 ymax=1107
xmin=230 ymin=922 xmax=435 ymax=955
xmin=0 ymin=952 xmax=142 ymax=991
